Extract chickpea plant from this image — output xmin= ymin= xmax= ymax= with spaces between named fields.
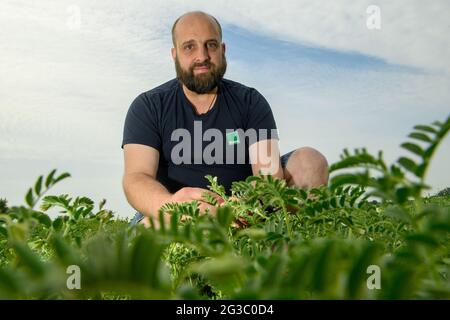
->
xmin=0 ymin=115 xmax=449 ymax=299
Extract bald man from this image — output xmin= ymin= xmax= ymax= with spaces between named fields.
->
xmin=122 ymin=11 xmax=329 ymax=227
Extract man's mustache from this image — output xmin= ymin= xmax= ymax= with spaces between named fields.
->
xmin=192 ymin=61 xmax=214 ymax=69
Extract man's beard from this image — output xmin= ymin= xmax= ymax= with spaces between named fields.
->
xmin=175 ymin=54 xmax=227 ymax=94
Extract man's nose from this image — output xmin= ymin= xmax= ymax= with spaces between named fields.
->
xmin=196 ymin=44 xmax=210 ymax=62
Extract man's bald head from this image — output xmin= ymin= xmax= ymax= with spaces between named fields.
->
xmin=171 ymin=11 xmax=222 ymax=47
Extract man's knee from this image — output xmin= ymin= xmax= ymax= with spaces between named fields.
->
xmin=284 ymin=147 xmax=329 ymax=189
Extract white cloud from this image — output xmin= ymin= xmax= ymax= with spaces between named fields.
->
xmin=189 ymin=0 xmax=450 ymax=74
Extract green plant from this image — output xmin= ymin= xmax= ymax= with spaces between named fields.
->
xmin=0 ymin=115 xmax=448 ymax=299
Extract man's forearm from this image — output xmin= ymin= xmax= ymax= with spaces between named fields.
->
xmin=122 ymin=173 xmax=172 ymax=218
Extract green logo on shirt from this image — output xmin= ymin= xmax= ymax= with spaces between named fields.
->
xmin=226 ymin=131 xmax=240 ymax=145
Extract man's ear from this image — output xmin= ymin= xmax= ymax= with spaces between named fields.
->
xmin=171 ymin=47 xmax=176 ymax=61
xmin=222 ymin=42 xmax=226 ymax=54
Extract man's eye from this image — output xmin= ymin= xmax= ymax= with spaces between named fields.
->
xmin=184 ymin=44 xmax=194 ymax=50
xmin=207 ymin=42 xmax=218 ymax=49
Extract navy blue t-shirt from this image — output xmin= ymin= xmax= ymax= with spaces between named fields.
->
xmin=121 ymin=78 xmax=278 ymax=194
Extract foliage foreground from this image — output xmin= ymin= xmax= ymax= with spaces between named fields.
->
xmin=0 ymin=116 xmax=449 ymax=300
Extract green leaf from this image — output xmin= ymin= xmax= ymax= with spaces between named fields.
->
xmin=53 ymin=172 xmax=71 ymax=185
xmin=12 ymin=242 xmax=46 ymax=276
xmin=189 ymin=255 xmax=246 ymax=284
xmin=339 ymin=195 xmax=346 ymax=207
xmin=158 ymin=210 xmax=166 ymax=234
xmin=266 ymin=232 xmax=284 ymax=241
xmin=237 ymin=228 xmax=267 ymax=241
xmin=330 ymin=173 xmax=367 ymax=190
xmin=51 ymin=234 xmax=83 ymax=266
xmin=405 ymin=233 xmax=439 ymax=247
xmin=217 ymin=206 xmax=233 ymax=227
xmin=408 ymin=132 xmax=432 ymax=143
xmin=52 ymin=217 xmax=64 ymax=231
xmin=130 ymin=233 xmax=168 ymax=290
xmin=311 ymin=241 xmax=335 ymax=292
xmin=25 ymin=188 xmax=34 ymax=208
xmin=400 ymin=143 xmax=424 ymax=157
xmin=170 ymin=212 xmax=179 ymax=236
xmin=35 ymin=213 xmax=52 ymax=228
xmin=397 ymin=157 xmax=418 ymax=176
xmin=313 ymin=202 xmax=323 ymax=212
xmin=384 ymin=206 xmax=412 ymax=224
xmin=346 ymin=243 xmax=380 ymax=299
xmin=395 ymin=187 xmax=410 ymax=204
xmin=413 ymin=125 xmax=437 ymax=134
xmin=298 ymin=189 xmax=308 ymax=200
xmin=0 ymin=226 xmax=7 ymax=237
xmin=349 ymin=195 xmax=360 ymax=207
xmin=34 ymin=175 xmax=43 ymax=196
xmin=40 ymin=195 xmax=62 ymax=211
xmin=0 ymin=268 xmax=21 ymax=293
xmin=329 ymin=197 xmax=337 ymax=208
xmin=45 ymin=169 xmax=57 ymax=188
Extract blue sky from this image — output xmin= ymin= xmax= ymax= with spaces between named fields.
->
xmin=1 ymin=0 xmax=449 ymax=219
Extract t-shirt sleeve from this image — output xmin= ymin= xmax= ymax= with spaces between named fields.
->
xmin=245 ymin=89 xmax=279 ymax=145
xmin=121 ymin=93 xmax=162 ymax=150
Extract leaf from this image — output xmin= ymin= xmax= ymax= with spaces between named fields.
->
xmin=405 ymin=233 xmax=439 ymax=247
xmin=189 ymin=255 xmax=246 ymax=284
xmin=0 ymin=268 xmax=21 ymax=294
xmin=99 ymin=199 xmax=107 ymax=211
xmin=413 ymin=125 xmax=437 ymax=134
xmin=384 ymin=206 xmax=412 ymax=224
xmin=51 ymin=234 xmax=83 ymax=266
xmin=25 ymin=188 xmax=34 ymax=208
xmin=397 ymin=157 xmax=418 ymax=176
xmin=52 ymin=217 xmax=64 ymax=231
xmin=53 ymin=172 xmax=71 ymax=185
xmin=298 ymin=189 xmax=308 ymax=200
xmin=130 ymin=233 xmax=168 ymax=290
xmin=35 ymin=213 xmax=52 ymax=228
xmin=266 ymin=232 xmax=284 ymax=242
xmin=400 ymin=143 xmax=424 ymax=157
xmin=170 ymin=212 xmax=179 ymax=236
xmin=329 ymin=173 xmax=364 ymax=190
xmin=313 ymin=202 xmax=323 ymax=212
xmin=12 ymin=242 xmax=46 ymax=276
xmin=395 ymin=187 xmax=410 ymax=205
xmin=40 ymin=195 xmax=62 ymax=211
xmin=339 ymin=195 xmax=346 ymax=207
xmin=237 ymin=228 xmax=267 ymax=241
xmin=346 ymin=243 xmax=380 ymax=299
xmin=311 ymin=241 xmax=335 ymax=292
xmin=284 ymin=188 xmax=298 ymax=197
xmin=158 ymin=210 xmax=166 ymax=234
xmin=217 ymin=206 xmax=234 ymax=228
xmin=34 ymin=175 xmax=43 ymax=196
xmin=330 ymin=197 xmax=338 ymax=208
xmin=0 ymin=226 xmax=7 ymax=238
xmin=45 ymin=169 xmax=57 ymax=188
xmin=408 ymin=132 xmax=432 ymax=143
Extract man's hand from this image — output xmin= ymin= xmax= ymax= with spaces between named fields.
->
xmin=140 ymin=187 xmax=224 ymax=229
xmin=169 ymin=187 xmax=225 ymax=215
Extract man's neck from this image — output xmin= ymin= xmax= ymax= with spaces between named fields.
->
xmin=182 ymin=84 xmax=218 ymax=114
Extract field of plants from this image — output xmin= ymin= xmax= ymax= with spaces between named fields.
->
xmin=0 ymin=116 xmax=449 ymax=300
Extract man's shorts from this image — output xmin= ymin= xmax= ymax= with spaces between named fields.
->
xmin=129 ymin=150 xmax=296 ymax=225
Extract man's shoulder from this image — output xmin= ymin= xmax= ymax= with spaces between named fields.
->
xmin=221 ymin=78 xmax=256 ymax=93
xmin=221 ymin=78 xmax=265 ymax=106
xmin=129 ymin=79 xmax=178 ymax=114
xmin=140 ymin=78 xmax=179 ymax=100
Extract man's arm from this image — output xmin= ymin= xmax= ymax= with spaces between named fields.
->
xmin=249 ymin=139 xmax=284 ymax=179
xmin=122 ymin=144 xmax=172 ymax=218
xmin=122 ymin=144 xmax=224 ymax=225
